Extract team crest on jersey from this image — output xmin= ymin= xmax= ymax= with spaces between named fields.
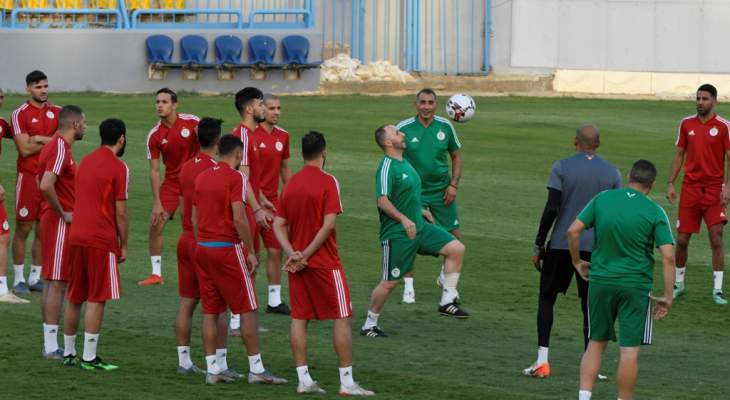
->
xmin=19 ymin=207 xmax=28 ymax=218
xmin=275 ymin=141 xmax=283 ymax=151
xmin=391 ymin=267 xmax=401 ymax=278
xmin=436 ymin=130 xmax=446 ymax=141
xmin=181 ymin=128 xmax=191 ymax=138
xmin=710 ymin=127 xmax=719 ymax=137
xmin=46 ymin=111 xmax=55 ymax=119
xmin=2 ymin=221 xmax=8 ymax=231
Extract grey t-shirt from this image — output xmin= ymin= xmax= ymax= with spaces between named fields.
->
xmin=547 ymin=152 xmax=622 ymax=251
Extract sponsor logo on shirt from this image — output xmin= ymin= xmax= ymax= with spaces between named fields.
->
xmin=275 ymin=141 xmax=283 ymax=151
xmin=46 ymin=111 xmax=55 ymax=119
xmin=436 ymin=130 xmax=446 ymax=141
xmin=31 ymin=117 xmax=39 ymax=123
xmin=626 ymin=192 xmax=636 ymax=198
xmin=181 ymin=128 xmax=191 ymax=138
xmin=401 ymin=173 xmax=409 ymax=180
xmin=259 ymin=142 xmax=266 ymax=148
xmin=411 ymin=137 xmax=419 ymax=143
xmin=688 ymin=130 xmax=695 ymax=136
xmin=195 ymin=157 xmax=201 ymax=163
xmin=710 ymin=127 xmax=719 ymax=137
xmin=161 ymin=138 xmax=169 ymax=145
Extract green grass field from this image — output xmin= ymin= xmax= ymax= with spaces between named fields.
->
xmin=0 ymin=93 xmax=728 ymax=399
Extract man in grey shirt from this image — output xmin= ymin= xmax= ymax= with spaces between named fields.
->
xmin=523 ymin=124 xmax=622 ymax=378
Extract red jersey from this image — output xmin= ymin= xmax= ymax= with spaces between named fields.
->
xmin=232 ymin=122 xmax=261 ymax=196
xmin=146 ymin=113 xmax=200 ymax=185
xmin=0 ymin=117 xmax=10 ymax=143
xmin=277 ymin=165 xmax=343 ymax=269
xmin=69 ymin=147 xmax=129 ymax=254
xmin=194 ymin=163 xmax=247 ymax=243
xmin=11 ymin=101 xmax=61 ymax=175
xmin=38 ymin=135 xmax=76 ymax=215
xmin=254 ymin=125 xmax=290 ymax=199
xmin=179 ymin=152 xmax=217 ymax=232
xmin=676 ymin=114 xmax=730 ymax=186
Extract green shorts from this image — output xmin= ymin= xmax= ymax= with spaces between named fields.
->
xmin=588 ymin=283 xmax=653 ymax=347
xmin=381 ymin=223 xmax=455 ymax=281
xmin=422 ymin=193 xmax=460 ymax=231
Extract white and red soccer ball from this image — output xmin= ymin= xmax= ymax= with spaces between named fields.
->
xmin=445 ymin=93 xmax=476 ymax=123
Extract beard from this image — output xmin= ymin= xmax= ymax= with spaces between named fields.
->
xmin=254 ymin=113 xmax=266 ymax=123
xmin=117 ymin=141 xmax=127 ymax=157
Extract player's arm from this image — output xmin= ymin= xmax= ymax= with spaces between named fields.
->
xmin=232 ymin=201 xmax=258 ymax=269
xmin=651 ymin=244 xmax=675 ymax=320
xmin=532 ymin=188 xmax=562 ymax=270
xmin=115 ymin=200 xmax=129 ymax=263
xmin=273 ymin=216 xmax=304 ymax=272
xmin=377 ymin=195 xmax=416 ymax=240
xmin=301 ymin=213 xmax=337 ymax=262
xmin=279 ymin=158 xmax=292 ymax=185
xmin=722 ymin=150 xmax=730 ymax=204
xmin=667 ymin=140 xmax=686 ymax=204
xmin=244 ymin=181 xmax=270 ymax=229
xmin=12 ymin=133 xmax=47 ymax=157
xmin=444 ymin=150 xmax=462 ymax=206
xmin=191 ymin=205 xmax=198 ymax=239
xmin=567 ymin=219 xmax=590 ymax=280
xmin=149 ymin=158 xmax=165 ymax=224
xmin=40 ymin=171 xmax=71 ymax=223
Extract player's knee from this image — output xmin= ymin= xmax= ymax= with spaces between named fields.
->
xmin=445 ymin=240 xmax=465 ymax=257
xmin=676 ymin=235 xmax=690 ymax=248
xmin=14 ymin=221 xmax=32 ymax=236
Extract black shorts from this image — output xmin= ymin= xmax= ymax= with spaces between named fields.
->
xmin=540 ymin=248 xmax=589 ymax=298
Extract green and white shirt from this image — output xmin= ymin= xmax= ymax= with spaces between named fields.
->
xmin=375 ymin=156 xmax=425 ymax=241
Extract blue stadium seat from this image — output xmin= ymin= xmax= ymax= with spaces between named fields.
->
xmin=247 ymin=35 xmax=280 ymax=67
xmin=214 ymin=35 xmax=243 ymax=66
xmin=180 ymin=35 xmax=214 ymax=67
xmin=146 ymin=35 xmax=176 ymax=66
xmin=282 ymin=35 xmax=314 ymax=65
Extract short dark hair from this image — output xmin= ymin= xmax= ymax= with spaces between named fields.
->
xmin=301 ymin=131 xmax=326 ymax=161
xmin=58 ymin=105 xmax=84 ymax=129
xmin=197 ymin=117 xmax=222 ymax=148
xmin=156 ymin=87 xmax=178 ymax=103
xmin=374 ymin=125 xmax=388 ymax=148
xmin=99 ymin=118 xmax=126 ymax=146
xmin=698 ymin=84 xmax=718 ymax=99
xmin=416 ymin=88 xmax=436 ymax=100
xmin=629 ymin=159 xmax=657 ymax=186
xmin=26 ymin=70 xmax=47 ymax=86
xmin=234 ymin=87 xmax=263 ymax=114
xmin=218 ymin=134 xmax=243 ymax=157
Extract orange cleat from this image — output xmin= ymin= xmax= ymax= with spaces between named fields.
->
xmin=137 ymin=274 xmax=164 ymax=286
xmin=522 ymin=362 xmax=551 ymax=378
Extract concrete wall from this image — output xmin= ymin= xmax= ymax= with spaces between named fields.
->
xmin=0 ymin=29 xmax=321 ymax=93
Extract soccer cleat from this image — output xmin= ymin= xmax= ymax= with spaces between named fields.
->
xmin=205 ymin=372 xmax=235 ymax=384
xmin=0 ymin=292 xmax=30 ymax=304
xmin=438 ymin=302 xmax=470 ymax=319
xmin=28 ymin=280 xmax=43 ymax=292
xmin=402 ymin=290 xmax=415 ymax=304
xmin=177 ymin=365 xmax=205 ymax=375
xmin=522 ymin=362 xmax=551 ymax=378
xmin=297 ymin=381 xmax=326 ymax=394
xmin=221 ymin=368 xmax=244 ymax=380
xmin=248 ymin=370 xmax=288 ymax=384
xmin=137 ymin=274 xmax=164 ymax=286
xmin=339 ymin=382 xmax=375 ymax=396
xmin=713 ymin=290 xmax=728 ymax=305
xmin=673 ymin=282 xmax=685 ymax=299
xmin=42 ymin=348 xmax=64 ymax=361
xmin=13 ymin=281 xmax=30 ymax=296
xmin=79 ymin=357 xmax=119 ymax=371
xmin=62 ymin=355 xmax=79 ymax=367
xmin=266 ymin=302 xmax=291 ymax=315
xmin=360 ymin=326 xmax=387 ymax=338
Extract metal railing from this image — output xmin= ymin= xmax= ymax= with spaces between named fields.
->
xmin=2 ymin=0 xmax=127 ymax=28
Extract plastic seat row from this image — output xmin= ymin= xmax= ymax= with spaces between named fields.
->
xmin=145 ymin=33 xmax=320 ymax=80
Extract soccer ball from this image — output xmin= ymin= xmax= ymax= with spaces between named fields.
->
xmin=445 ymin=93 xmax=476 ymax=123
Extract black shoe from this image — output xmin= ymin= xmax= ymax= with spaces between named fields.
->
xmin=360 ymin=326 xmax=387 ymax=338
xmin=266 ymin=302 xmax=291 ymax=315
xmin=438 ymin=302 xmax=470 ymax=319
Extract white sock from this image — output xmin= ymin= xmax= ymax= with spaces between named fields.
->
xmin=578 ymin=390 xmax=592 ymax=400
xmin=230 ymin=313 xmax=241 ymax=330
xmin=296 ymin=365 xmax=314 ymax=385
xmin=537 ymin=346 xmax=549 ymax=364
xmin=28 ymin=265 xmax=41 ymax=285
xmin=339 ymin=366 xmax=355 ymax=387
xmin=248 ymin=353 xmax=265 ymax=374
xmin=216 ymin=348 xmax=229 ymax=371
xmin=362 ymin=310 xmax=379 ymax=330
xmin=714 ymin=270 xmax=724 ymax=291
xmin=0 ymin=276 xmax=8 ymax=295
xmin=206 ymin=354 xmax=220 ymax=374
xmin=177 ymin=346 xmax=192 ymax=369
xmin=64 ymin=334 xmax=76 ymax=357
xmin=43 ymin=324 xmax=59 ymax=353
xmin=440 ymin=287 xmax=459 ymax=306
xmin=151 ymin=256 xmax=162 ymax=276
xmin=13 ymin=264 xmax=25 ymax=286
xmin=268 ymin=285 xmax=282 ymax=307
xmin=82 ymin=332 xmax=99 ymax=362
xmin=439 ymin=265 xmax=446 ymax=283
xmin=403 ymin=277 xmax=414 ymax=293
xmin=676 ymin=267 xmax=686 ymax=283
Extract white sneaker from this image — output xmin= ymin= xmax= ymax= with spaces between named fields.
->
xmin=402 ymin=290 xmax=415 ymax=304
xmin=0 ymin=292 xmax=30 ymax=304
xmin=297 ymin=381 xmax=326 ymax=394
xmin=339 ymin=382 xmax=374 ymax=396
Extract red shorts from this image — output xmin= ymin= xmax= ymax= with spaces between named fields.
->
xmin=160 ymin=180 xmax=181 ymax=216
xmin=195 ymin=243 xmax=257 ymax=315
xmin=15 ymin=172 xmax=41 ymax=221
xmin=0 ymin=202 xmax=10 ymax=235
xmin=289 ymin=268 xmax=352 ymax=320
xmin=40 ymin=211 xmax=70 ymax=281
xmin=245 ymin=205 xmax=261 ymax=256
xmin=176 ymin=231 xmax=199 ymax=298
xmin=259 ymin=197 xmax=280 ymax=249
xmin=677 ymin=184 xmax=727 ymax=234
xmin=66 ymin=246 xmax=121 ymax=304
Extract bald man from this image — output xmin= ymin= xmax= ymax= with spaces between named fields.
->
xmin=524 ymin=124 xmax=623 ymax=378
